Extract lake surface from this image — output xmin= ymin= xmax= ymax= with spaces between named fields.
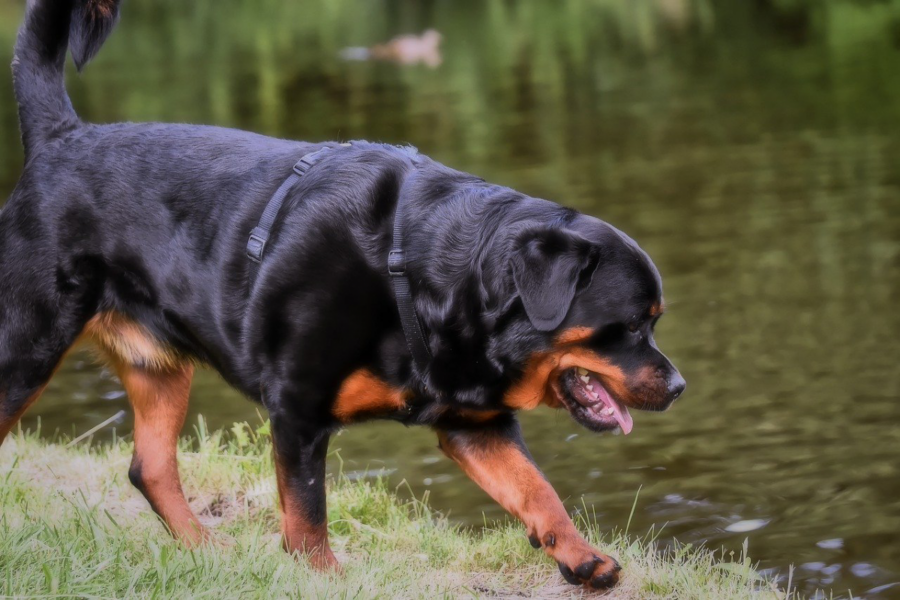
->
xmin=2 ymin=0 xmax=899 ymax=597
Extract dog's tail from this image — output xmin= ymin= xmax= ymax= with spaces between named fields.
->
xmin=12 ymin=0 xmax=122 ymax=156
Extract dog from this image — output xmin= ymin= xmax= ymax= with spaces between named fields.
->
xmin=0 ymin=0 xmax=685 ymax=591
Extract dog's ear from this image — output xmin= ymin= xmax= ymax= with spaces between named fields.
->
xmin=510 ymin=227 xmax=600 ymax=331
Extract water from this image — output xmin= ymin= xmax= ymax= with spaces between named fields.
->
xmin=2 ymin=0 xmax=899 ymax=597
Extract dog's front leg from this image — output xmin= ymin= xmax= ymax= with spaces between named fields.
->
xmin=266 ymin=397 xmax=337 ymax=570
xmin=436 ymin=419 xmax=621 ymax=590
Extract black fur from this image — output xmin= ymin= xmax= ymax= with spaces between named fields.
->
xmin=511 ymin=226 xmax=600 ymax=331
xmin=3 ymin=0 xmax=685 ymax=585
xmin=69 ymin=0 xmax=122 ymax=70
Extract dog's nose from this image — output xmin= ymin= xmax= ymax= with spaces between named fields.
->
xmin=667 ymin=372 xmax=686 ymax=402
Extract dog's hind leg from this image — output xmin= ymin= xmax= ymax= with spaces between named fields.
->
xmin=110 ymin=359 xmax=206 ymax=546
xmin=0 ymin=385 xmax=49 ymax=444
xmin=0 ymin=304 xmax=86 ymax=445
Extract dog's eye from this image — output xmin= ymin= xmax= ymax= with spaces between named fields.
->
xmin=627 ymin=323 xmax=640 ymax=333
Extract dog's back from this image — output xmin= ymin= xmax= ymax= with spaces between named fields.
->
xmin=4 ymin=1 xmax=330 ymax=384
xmin=8 ymin=0 xmax=304 ymax=278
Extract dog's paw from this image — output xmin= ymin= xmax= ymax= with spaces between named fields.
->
xmin=555 ymin=548 xmax=621 ymax=590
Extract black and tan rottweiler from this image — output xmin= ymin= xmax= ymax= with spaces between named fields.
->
xmin=0 ymin=0 xmax=685 ymax=590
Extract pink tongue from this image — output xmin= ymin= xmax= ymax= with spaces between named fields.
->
xmin=591 ymin=377 xmax=634 ymax=435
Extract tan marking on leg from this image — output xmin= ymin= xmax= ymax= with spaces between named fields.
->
xmin=274 ymin=454 xmax=338 ymax=570
xmin=113 ymin=359 xmax=205 ymax=546
xmin=2 ymin=311 xmax=181 ymax=447
xmin=438 ymin=429 xmax=577 ymax=541
xmin=331 ymin=369 xmax=407 ymax=423
xmin=84 ymin=312 xmax=184 ymax=371
xmin=438 ymin=429 xmax=620 ymax=588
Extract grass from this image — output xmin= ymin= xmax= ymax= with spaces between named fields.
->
xmin=0 ymin=418 xmax=791 ymax=599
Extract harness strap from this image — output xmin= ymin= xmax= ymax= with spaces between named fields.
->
xmin=389 ymin=172 xmax=433 ymax=377
xmin=246 ymin=146 xmax=332 ymax=286
xmin=247 ymin=143 xmax=433 ymax=378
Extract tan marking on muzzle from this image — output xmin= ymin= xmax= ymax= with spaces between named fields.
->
xmin=503 ymin=327 xmax=631 ymax=410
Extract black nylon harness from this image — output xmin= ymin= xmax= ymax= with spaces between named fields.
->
xmin=246 ymin=144 xmax=433 ymax=377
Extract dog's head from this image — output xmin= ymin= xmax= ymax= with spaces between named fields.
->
xmin=501 ymin=212 xmax=685 ymax=434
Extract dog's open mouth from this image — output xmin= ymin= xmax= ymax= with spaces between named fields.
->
xmin=559 ymin=368 xmax=634 ymax=435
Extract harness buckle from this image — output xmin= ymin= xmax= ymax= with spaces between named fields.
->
xmin=246 ymin=228 xmax=269 ymax=263
xmin=292 ymin=158 xmax=314 ymax=177
xmin=293 ymin=147 xmax=331 ymax=176
xmin=388 ymin=250 xmax=406 ymax=276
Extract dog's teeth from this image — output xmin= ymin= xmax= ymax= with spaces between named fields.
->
xmin=580 ymin=375 xmax=590 ymax=384
xmin=605 ymin=407 xmax=615 ymax=416
xmin=577 ymin=368 xmax=588 ymax=376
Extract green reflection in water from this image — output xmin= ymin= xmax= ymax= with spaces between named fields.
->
xmin=2 ymin=0 xmax=899 ymax=597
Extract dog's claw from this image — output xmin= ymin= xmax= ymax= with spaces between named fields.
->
xmin=558 ymin=562 xmax=581 ymax=585
xmin=556 ymin=551 xmax=621 ymax=589
xmin=591 ymin=571 xmax=618 ymax=589
xmin=574 ymin=557 xmax=600 ymax=580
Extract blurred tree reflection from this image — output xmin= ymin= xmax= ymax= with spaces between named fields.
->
xmin=1 ymin=0 xmax=898 ymax=192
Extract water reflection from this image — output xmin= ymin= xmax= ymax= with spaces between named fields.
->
xmin=1 ymin=0 xmax=899 ymax=597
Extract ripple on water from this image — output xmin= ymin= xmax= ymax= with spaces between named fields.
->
xmin=724 ymin=519 xmax=771 ymax=533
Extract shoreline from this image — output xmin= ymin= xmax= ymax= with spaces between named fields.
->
xmin=0 ymin=421 xmax=791 ymax=598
